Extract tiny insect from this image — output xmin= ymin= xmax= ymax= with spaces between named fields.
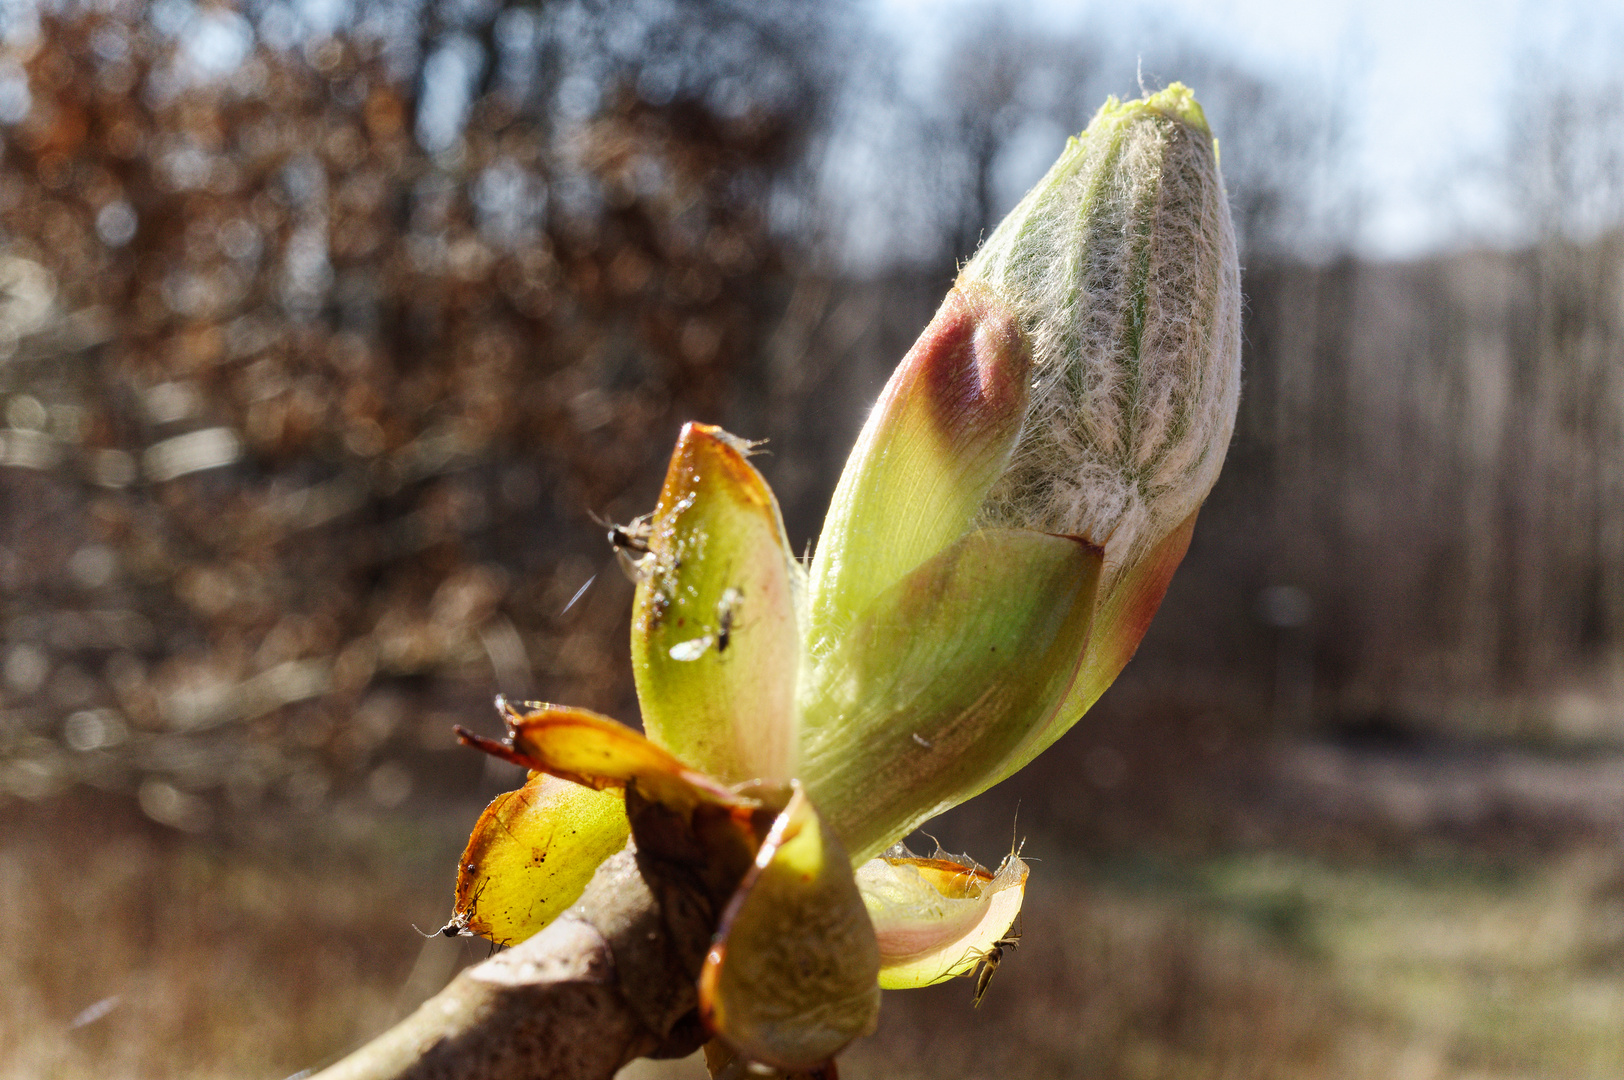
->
xmin=715 ymin=586 xmax=741 ymax=652
xmin=715 ymin=431 xmax=769 ymax=458
xmin=605 ymin=516 xmax=651 ymax=554
xmin=968 ymin=923 xmax=1020 ymax=1007
xmin=966 ymin=827 xmax=1027 ymax=1007
xmin=667 ymin=586 xmax=743 ymax=661
xmin=592 ymin=511 xmax=654 ymax=581
xmin=433 ymin=878 xmax=483 ymax=938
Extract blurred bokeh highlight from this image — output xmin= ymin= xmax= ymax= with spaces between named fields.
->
xmin=5 ymin=1 xmax=1624 ymax=1077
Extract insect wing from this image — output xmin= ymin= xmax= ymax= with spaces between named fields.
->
xmin=668 ymin=635 xmax=714 ymax=661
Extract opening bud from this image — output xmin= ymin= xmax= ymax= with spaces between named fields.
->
xmin=962 ymin=82 xmax=1240 ymax=585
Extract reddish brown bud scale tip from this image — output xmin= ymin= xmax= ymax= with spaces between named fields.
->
xmin=806 ymin=285 xmax=1032 ymax=663
xmin=980 ymin=506 xmax=1200 ymax=792
xmin=659 ymin=423 xmax=775 ymax=514
xmin=896 ymin=282 xmax=1030 ymax=451
xmin=1084 ymin=507 xmax=1197 ymax=691
xmin=454 ymin=724 xmax=533 ymax=770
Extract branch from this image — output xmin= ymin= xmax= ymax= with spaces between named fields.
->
xmin=312 ymin=844 xmax=706 ymax=1080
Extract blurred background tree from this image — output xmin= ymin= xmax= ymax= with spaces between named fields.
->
xmin=0 ymin=0 xmax=845 ymax=821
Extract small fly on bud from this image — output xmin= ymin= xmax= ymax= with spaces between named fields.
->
xmin=593 ymin=511 xmax=655 ymax=582
xmin=667 ymin=586 xmax=743 ymax=661
xmin=435 ymin=877 xmax=484 ymax=938
xmin=967 ymin=922 xmax=1020 ymax=1007
xmin=606 ymin=515 xmax=652 ymax=554
xmin=965 ymin=833 xmax=1025 ymax=1006
xmin=714 ymin=431 xmax=768 ymax=458
xmin=715 ymin=585 xmax=741 ymax=652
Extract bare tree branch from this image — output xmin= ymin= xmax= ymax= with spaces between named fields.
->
xmin=312 ymin=844 xmax=705 ymax=1080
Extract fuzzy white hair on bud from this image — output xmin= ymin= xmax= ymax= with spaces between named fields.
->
xmin=962 ymin=84 xmax=1241 ymax=586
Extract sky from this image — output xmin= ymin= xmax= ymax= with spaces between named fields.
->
xmin=871 ymin=0 xmax=1624 ymax=258
xmin=8 ymin=0 xmax=1617 ymax=263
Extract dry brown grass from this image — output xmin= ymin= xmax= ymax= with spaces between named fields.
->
xmin=844 ymin=881 xmax=1368 ymax=1080
xmin=10 ymin=779 xmax=1624 ymax=1080
xmin=0 ymin=792 xmax=481 ymax=1080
